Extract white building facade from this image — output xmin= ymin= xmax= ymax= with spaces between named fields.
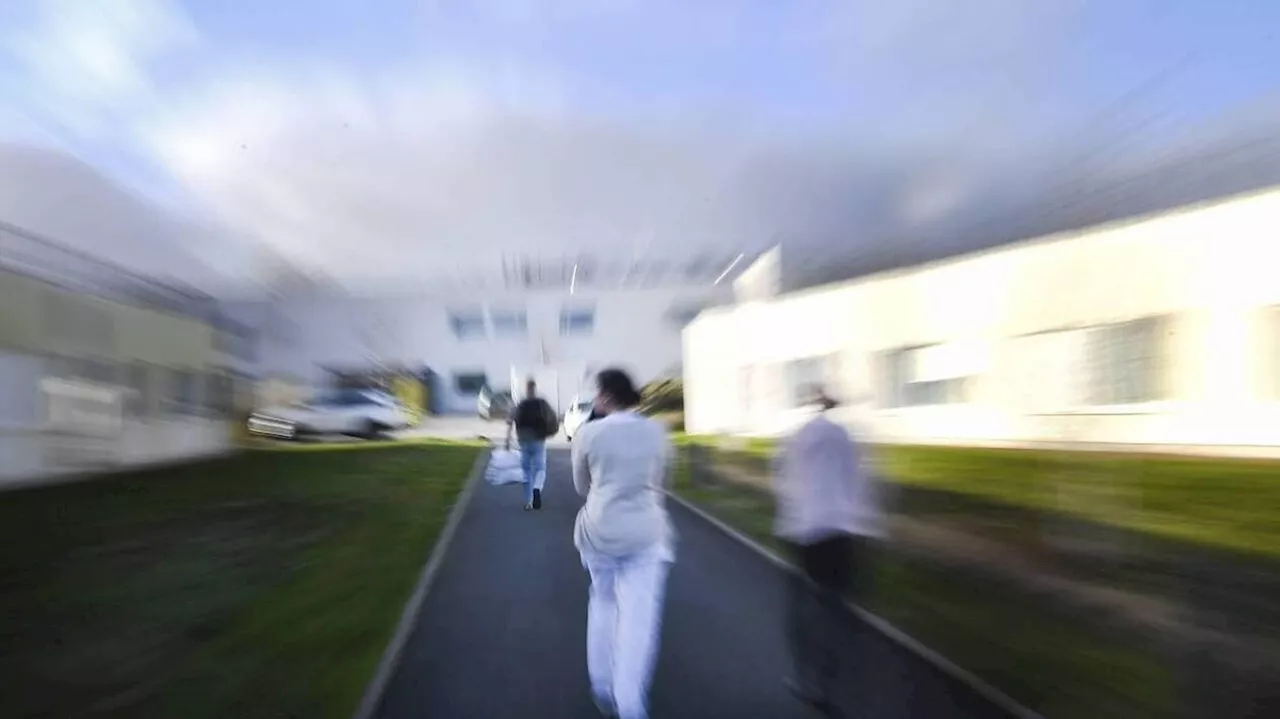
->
xmin=237 ymin=283 xmax=728 ymax=415
xmin=685 ymin=187 xmax=1280 ymax=455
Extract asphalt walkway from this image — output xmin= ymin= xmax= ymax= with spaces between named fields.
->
xmin=375 ymin=449 xmax=1015 ymax=719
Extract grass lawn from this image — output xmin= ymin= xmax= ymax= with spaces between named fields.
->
xmin=0 ymin=440 xmax=482 ymax=719
xmin=670 ymin=457 xmax=1176 ymax=719
xmin=676 ymin=435 xmax=1280 ymax=558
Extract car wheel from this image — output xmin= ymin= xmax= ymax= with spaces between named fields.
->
xmin=361 ymin=419 xmax=385 ymax=440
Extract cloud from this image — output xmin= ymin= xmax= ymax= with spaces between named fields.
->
xmin=0 ymin=142 xmax=253 ymax=291
xmin=5 ymin=0 xmax=1279 ymax=296
xmin=146 ymin=62 xmax=767 ymax=284
xmin=3 ymin=0 xmax=198 ymax=138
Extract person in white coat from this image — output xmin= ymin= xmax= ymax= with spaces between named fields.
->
xmin=572 ymin=368 xmax=674 ymax=719
xmin=773 ymin=385 xmax=883 ymax=716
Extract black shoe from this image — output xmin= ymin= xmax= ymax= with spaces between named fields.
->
xmin=532 ymin=488 xmax=542 ymax=509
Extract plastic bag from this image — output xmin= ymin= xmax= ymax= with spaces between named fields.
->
xmin=485 ymin=448 xmax=525 ymax=486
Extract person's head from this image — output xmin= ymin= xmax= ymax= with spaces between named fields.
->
xmin=525 ymin=378 xmax=537 ymax=398
xmin=593 ymin=368 xmax=642 ymax=416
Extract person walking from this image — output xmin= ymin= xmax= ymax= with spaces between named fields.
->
xmin=773 ymin=385 xmax=883 ymax=716
xmin=507 ymin=378 xmax=559 ymax=510
xmin=572 ymin=368 xmax=674 ymax=719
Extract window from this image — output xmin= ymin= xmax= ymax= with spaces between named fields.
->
xmin=880 ymin=345 xmax=972 ymax=407
xmin=318 ymin=389 xmax=388 ymax=407
xmin=206 ymin=371 xmax=234 ymax=417
xmin=785 ymin=357 xmax=829 ymax=407
xmin=448 ymin=309 xmax=487 ymax=340
xmin=453 ymin=372 xmax=488 ymax=395
xmin=165 ymin=368 xmax=198 ymax=415
xmin=559 ymin=307 xmax=595 ymax=337
xmin=127 ymin=362 xmax=151 ymax=418
xmin=491 ymin=309 xmax=528 ymax=338
xmin=1086 ymin=317 xmax=1165 ymax=405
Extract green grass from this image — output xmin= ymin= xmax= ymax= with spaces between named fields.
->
xmin=670 ymin=456 xmax=1176 ymax=719
xmin=676 ymin=435 xmax=1280 ymax=558
xmin=0 ymin=440 xmax=481 ymax=719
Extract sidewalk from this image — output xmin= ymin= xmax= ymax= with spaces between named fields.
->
xmin=374 ymin=449 xmax=1017 ymax=718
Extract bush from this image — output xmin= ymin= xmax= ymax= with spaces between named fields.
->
xmin=639 ymin=377 xmax=683 ymax=415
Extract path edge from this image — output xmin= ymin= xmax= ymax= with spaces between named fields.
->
xmin=352 ymin=446 xmax=492 ymax=719
xmin=665 ymin=490 xmax=1046 ymax=719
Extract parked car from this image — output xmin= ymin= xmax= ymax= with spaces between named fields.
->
xmin=248 ymin=389 xmax=412 ymax=440
xmin=477 ymin=386 xmax=514 ymax=421
xmin=562 ymin=398 xmax=595 ymax=442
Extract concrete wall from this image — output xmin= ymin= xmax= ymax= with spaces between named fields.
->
xmin=685 ymin=187 xmax=1280 ymax=452
xmin=242 ymin=284 xmax=728 ymax=414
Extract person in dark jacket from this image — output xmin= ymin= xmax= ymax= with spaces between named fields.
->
xmin=507 ymin=378 xmax=558 ymax=510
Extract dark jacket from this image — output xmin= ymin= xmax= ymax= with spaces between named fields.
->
xmin=511 ymin=397 xmax=557 ymax=442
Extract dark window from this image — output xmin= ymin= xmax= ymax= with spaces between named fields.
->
xmin=166 ymin=368 xmax=198 ymax=415
xmin=448 ymin=310 xmax=487 ymax=340
xmin=491 ymin=309 xmax=528 ymax=338
xmin=310 ymin=391 xmax=375 ymax=407
xmin=127 ymin=362 xmax=151 ymax=418
xmin=454 ymin=372 xmax=487 ymax=395
xmin=559 ymin=307 xmax=595 ymax=336
xmin=206 ymin=372 xmax=234 ymax=417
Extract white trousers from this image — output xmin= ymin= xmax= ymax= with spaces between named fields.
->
xmin=582 ymin=548 xmax=672 ymax=719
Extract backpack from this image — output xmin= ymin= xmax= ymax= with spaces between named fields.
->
xmin=539 ymin=400 xmax=560 ymax=438
xmin=517 ymin=398 xmax=560 ymax=439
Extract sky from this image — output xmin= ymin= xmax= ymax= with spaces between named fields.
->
xmin=0 ymin=0 xmax=1278 ymax=293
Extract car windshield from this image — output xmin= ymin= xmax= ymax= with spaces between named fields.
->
xmin=576 ymin=402 xmax=593 ymax=412
xmin=310 ymin=390 xmax=387 ymax=407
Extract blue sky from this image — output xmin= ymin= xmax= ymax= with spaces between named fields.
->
xmin=0 ymin=0 xmax=1278 ymax=286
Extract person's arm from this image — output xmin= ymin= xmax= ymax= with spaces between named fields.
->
xmin=505 ymin=401 xmax=518 ymax=449
xmin=572 ymin=429 xmax=592 ymax=497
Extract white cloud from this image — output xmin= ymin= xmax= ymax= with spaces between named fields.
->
xmin=145 ymin=61 xmax=782 ymax=286
xmin=4 ymin=0 xmax=198 ymax=137
xmin=4 ymin=0 xmax=1275 ymax=295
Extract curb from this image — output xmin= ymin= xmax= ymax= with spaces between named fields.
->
xmin=665 ymin=490 xmax=1046 ymax=719
xmin=351 ymin=447 xmax=491 ymax=719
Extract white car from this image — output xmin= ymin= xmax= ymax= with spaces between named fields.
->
xmin=248 ymin=389 xmax=411 ymax=440
xmin=562 ymin=399 xmax=594 ymax=442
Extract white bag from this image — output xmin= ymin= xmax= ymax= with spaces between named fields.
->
xmin=485 ymin=448 xmax=525 ymax=486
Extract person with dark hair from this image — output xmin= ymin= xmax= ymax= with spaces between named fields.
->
xmin=571 ymin=368 xmax=674 ymax=719
xmin=507 ymin=378 xmax=559 ymax=510
xmin=773 ymin=384 xmax=883 ymax=715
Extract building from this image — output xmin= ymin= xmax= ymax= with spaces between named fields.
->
xmin=684 ymin=186 xmax=1280 ymax=455
xmin=0 ymin=222 xmax=248 ymax=486
xmin=230 ymin=255 xmax=737 ymax=415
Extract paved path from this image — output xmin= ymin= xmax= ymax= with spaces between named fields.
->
xmin=375 ymin=449 xmax=1015 ymax=719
